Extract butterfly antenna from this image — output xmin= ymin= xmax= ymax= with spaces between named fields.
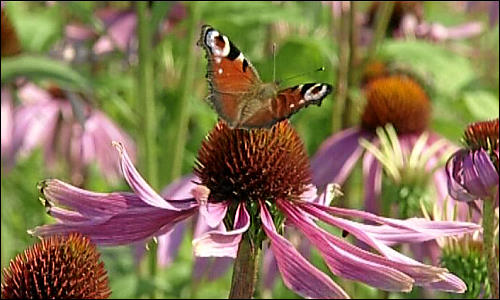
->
xmin=279 ymin=67 xmax=325 ymax=85
xmin=272 ymin=43 xmax=277 ymax=83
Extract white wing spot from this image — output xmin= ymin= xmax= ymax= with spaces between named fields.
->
xmin=215 ymin=57 xmax=221 ymax=64
xmin=304 ymin=84 xmax=327 ymax=101
xmin=205 ymin=30 xmax=230 ymax=57
xmin=218 ymin=68 xmax=223 ymax=74
xmin=290 ymin=104 xmax=295 ymax=108
xmin=299 ymin=100 xmax=305 ymax=104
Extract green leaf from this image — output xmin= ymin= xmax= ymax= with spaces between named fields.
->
xmin=463 ymin=90 xmax=500 ymax=120
xmin=1 ymin=55 xmax=90 ymax=90
xmin=5 ymin=2 xmax=63 ymax=53
xmin=381 ymin=40 xmax=476 ymax=98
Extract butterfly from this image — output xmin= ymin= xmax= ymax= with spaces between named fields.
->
xmin=198 ymin=25 xmax=333 ymax=129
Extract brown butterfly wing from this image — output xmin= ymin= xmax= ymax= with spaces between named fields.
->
xmin=198 ymin=25 xmax=261 ymax=127
xmin=240 ymin=83 xmax=333 ymax=129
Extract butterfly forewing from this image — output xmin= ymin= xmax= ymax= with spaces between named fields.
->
xmin=198 ymin=25 xmax=261 ymax=126
xmin=198 ymin=25 xmax=333 ymax=129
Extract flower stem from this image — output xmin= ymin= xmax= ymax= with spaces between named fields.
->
xmin=137 ymin=2 xmax=158 ymax=189
xmin=483 ymin=197 xmax=499 ymax=298
xmin=137 ymin=2 xmax=158 ymax=296
xmin=167 ymin=2 xmax=200 ymax=183
xmin=228 ymin=234 xmax=261 ymax=299
xmin=332 ymin=1 xmax=351 ymax=133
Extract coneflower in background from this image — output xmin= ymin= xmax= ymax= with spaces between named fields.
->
xmin=9 ymin=82 xmax=136 ymax=185
xmin=1 ymin=233 xmax=111 ymax=299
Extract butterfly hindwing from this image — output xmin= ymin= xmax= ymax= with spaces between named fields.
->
xmin=239 ymin=83 xmax=333 ymax=129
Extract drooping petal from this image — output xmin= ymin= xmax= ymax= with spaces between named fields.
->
xmin=192 ymin=203 xmax=249 ymax=258
xmin=30 ymin=178 xmax=198 ymax=246
xmin=363 ymin=148 xmax=383 ymax=215
xmin=32 ymin=205 xmax=196 ymax=245
xmin=113 ymin=142 xmax=191 ymax=211
xmin=311 ymin=128 xmax=371 ymax=189
xmin=157 ymin=221 xmax=187 ymax=267
xmin=260 ymin=202 xmax=349 ymax=299
xmin=422 ymin=272 xmax=467 ymax=293
xmin=280 ymin=200 xmax=414 ymax=292
xmin=161 ymin=173 xmax=199 ymax=200
xmin=299 ymin=202 xmax=470 ymax=291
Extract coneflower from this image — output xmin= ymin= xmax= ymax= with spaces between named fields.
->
xmin=32 ymin=120 xmax=479 ymax=298
xmin=312 ymin=74 xmax=460 ymax=218
xmin=1 ymin=233 xmax=110 ymax=299
xmin=446 ymin=118 xmax=499 ymax=298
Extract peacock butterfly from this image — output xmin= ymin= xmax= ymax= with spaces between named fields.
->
xmin=198 ymin=25 xmax=333 ymax=129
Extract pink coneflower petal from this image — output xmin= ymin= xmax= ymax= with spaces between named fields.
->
xmin=260 ymin=202 xmax=349 ymax=299
xmin=192 ymin=203 xmax=248 ymax=258
xmin=114 ymin=142 xmax=190 ymax=211
xmin=33 ymin=205 xmax=196 ymax=245
xmin=311 ymin=128 xmax=372 ymax=188
xmin=299 ymin=202 xmax=473 ymax=291
xmin=280 ymin=200 xmax=414 ymax=292
xmin=363 ymin=149 xmax=383 ymax=214
xmin=422 ymin=272 xmax=467 ymax=293
xmin=199 ymin=202 xmax=228 ymax=228
xmin=157 ymin=223 xmax=186 ymax=266
xmin=31 ymin=179 xmax=197 ymax=245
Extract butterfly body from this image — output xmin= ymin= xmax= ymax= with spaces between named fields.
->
xmin=198 ymin=25 xmax=332 ymax=129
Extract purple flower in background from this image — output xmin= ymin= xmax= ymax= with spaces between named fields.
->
xmin=447 ymin=118 xmax=499 ymax=204
xmin=12 ymin=82 xmax=136 ymax=184
xmin=362 ymin=1 xmax=484 ymax=44
xmin=312 ymin=74 xmax=467 ymax=219
xmin=56 ymin=3 xmax=187 ymax=63
xmin=1 ymin=87 xmax=15 ymax=170
xmin=32 ymin=121 xmax=479 ymax=298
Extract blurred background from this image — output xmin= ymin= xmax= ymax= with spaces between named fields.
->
xmin=1 ymin=1 xmax=498 ymax=298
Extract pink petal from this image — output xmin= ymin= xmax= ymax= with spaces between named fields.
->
xmin=311 ymin=128 xmax=370 ymax=189
xmin=362 ymin=149 xmax=382 ymax=215
xmin=192 ymin=203 xmax=249 ymax=258
xmin=199 ymin=202 xmax=228 ymax=228
xmin=157 ymin=221 xmax=187 ymax=267
xmin=161 ymin=173 xmax=199 ymax=200
xmin=260 ymin=202 xmax=349 ymax=299
xmin=280 ymin=200 xmax=414 ymax=292
xmin=299 ymin=203 xmax=469 ymax=289
xmin=31 ymin=179 xmax=197 ymax=246
xmin=113 ymin=142 xmax=191 ymax=211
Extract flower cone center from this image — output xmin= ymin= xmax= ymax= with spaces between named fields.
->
xmin=361 ymin=75 xmax=431 ymax=134
xmin=194 ymin=121 xmax=311 ymax=203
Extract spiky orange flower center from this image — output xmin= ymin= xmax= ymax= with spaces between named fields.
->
xmin=194 ymin=121 xmax=311 ymax=203
xmin=463 ymin=118 xmax=499 ymax=151
xmin=1 ymin=233 xmax=111 ymax=299
xmin=361 ymin=75 xmax=431 ymax=134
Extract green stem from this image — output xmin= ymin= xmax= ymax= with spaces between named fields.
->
xmin=228 ymin=234 xmax=261 ymax=299
xmin=362 ymin=1 xmax=394 ymax=68
xmin=483 ymin=197 xmax=499 ymax=299
xmin=332 ymin=2 xmax=351 ymax=133
xmin=137 ymin=2 xmax=158 ymax=295
xmin=167 ymin=3 xmax=200 ymax=183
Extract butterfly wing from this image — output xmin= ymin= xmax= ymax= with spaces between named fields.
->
xmin=198 ymin=25 xmax=261 ymax=127
xmin=239 ymin=83 xmax=333 ymax=129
